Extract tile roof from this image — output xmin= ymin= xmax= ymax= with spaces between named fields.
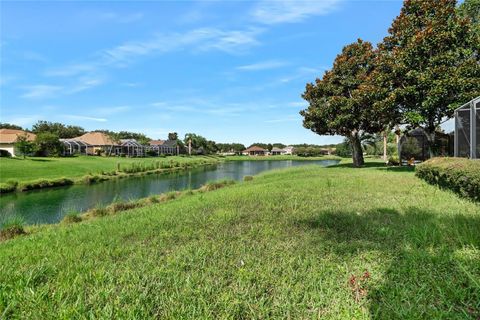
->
xmin=0 ymin=129 xmax=36 ymax=144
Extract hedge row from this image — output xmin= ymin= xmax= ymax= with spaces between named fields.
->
xmin=415 ymin=157 xmax=480 ymax=202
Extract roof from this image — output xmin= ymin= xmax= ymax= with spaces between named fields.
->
xmin=150 ymin=139 xmax=177 ymax=147
xmin=0 ymin=129 xmax=36 ymax=144
xmin=271 ymin=147 xmax=284 ymax=152
xmin=149 ymin=139 xmax=165 ymax=146
xmin=74 ymin=132 xmax=118 ymax=146
xmin=244 ymin=146 xmax=267 ymax=152
xmin=120 ymin=139 xmax=144 ymax=147
xmin=60 ymin=139 xmax=91 ymax=147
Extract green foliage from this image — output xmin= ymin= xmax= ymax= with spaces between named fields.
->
xmin=335 ymin=140 xmax=352 ymax=158
xmin=168 ymin=132 xmax=178 ymax=141
xmin=61 ymin=212 xmax=82 ymax=224
xmin=0 ymin=180 xmax=18 ymax=193
xmin=376 ymin=0 xmax=480 ymax=135
xmin=14 ymin=134 xmax=35 ymax=159
xmin=1 ymin=162 xmax=479 ymax=318
xmin=34 ymin=132 xmax=63 ymax=157
xmin=243 ymin=175 xmax=254 ymax=181
xmin=18 ymin=177 xmax=74 ymax=191
xmin=217 ymin=143 xmax=247 ymax=153
xmin=0 ymin=123 xmax=23 ymax=130
xmin=416 ymin=157 xmax=480 ymax=202
xmin=0 ymin=216 xmax=25 ymax=241
xmin=301 ymin=39 xmax=394 ymax=167
xmin=32 ymin=120 xmax=85 ymax=139
xmin=184 ymin=133 xmax=218 ymax=154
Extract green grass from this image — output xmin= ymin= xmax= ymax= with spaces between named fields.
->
xmin=0 ymin=161 xmax=479 ymax=318
xmin=0 ymin=156 xmax=220 ymax=193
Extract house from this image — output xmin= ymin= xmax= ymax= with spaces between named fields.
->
xmin=120 ymin=139 xmax=145 ymax=157
xmin=149 ymin=140 xmax=178 ymax=155
xmin=73 ymin=132 xmax=120 ymax=156
xmin=243 ymin=146 xmax=267 ymax=156
xmin=282 ymin=146 xmax=294 ymax=155
xmin=0 ymin=129 xmax=36 ymax=157
xmin=270 ymin=147 xmax=286 ymax=156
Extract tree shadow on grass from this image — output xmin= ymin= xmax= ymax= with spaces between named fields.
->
xmin=296 ymin=207 xmax=480 ymax=319
xmin=29 ymin=158 xmax=54 ymax=162
xmin=328 ymin=162 xmax=415 ymax=173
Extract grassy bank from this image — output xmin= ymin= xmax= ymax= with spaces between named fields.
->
xmin=225 ymin=155 xmax=341 ymax=161
xmin=0 ymin=156 xmax=220 ymax=193
xmin=0 ymin=161 xmax=479 ymax=318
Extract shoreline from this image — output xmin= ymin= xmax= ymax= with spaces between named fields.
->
xmin=0 ymin=157 xmax=221 ymax=194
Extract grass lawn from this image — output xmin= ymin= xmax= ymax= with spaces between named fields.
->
xmin=0 ymin=156 xmax=218 ymax=183
xmin=0 ymin=161 xmax=479 ymax=318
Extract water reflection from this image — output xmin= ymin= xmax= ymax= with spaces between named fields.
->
xmin=0 ymin=160 xmax=339 ymax=225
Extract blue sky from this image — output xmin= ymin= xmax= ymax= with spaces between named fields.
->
xmin=0 ymin=0 xmax=404 ymax=145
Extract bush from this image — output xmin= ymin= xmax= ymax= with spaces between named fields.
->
xmin=388 ymin=156 xmax=400 ymax=166
xmin=243 ymin=175 xmax=254 ymax=181
xmin=0 ymin=180 xmax=18 ymax=193
xmin=0 ymin=149 xmax=12 ymax=157
xmin=416 ymin=158 xmax=480 ymax=202
xmin=0 ymin=216 xmax=25 ymax=241
xmin=90 ymin=206 xmax=109 ymax=217
xmin=61 ymin=212 xmax=82 ymax=224
xmin=201 ymin=179 xmax=236 ymax=192
xmin=18 ymin=178 xmax=74 ymax=191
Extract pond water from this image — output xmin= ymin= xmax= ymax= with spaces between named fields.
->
xmin=0 ymin=160 xmax=339 ymax=226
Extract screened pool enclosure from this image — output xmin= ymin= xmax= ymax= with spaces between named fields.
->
xmin=454 ymin=97 xmax=480 ymax=159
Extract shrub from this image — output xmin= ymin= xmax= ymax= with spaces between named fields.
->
xmin=0 ymin=149 xmax=12 ymax=157
xmin=148 ymin=195 xmax=160 ymax=203
xmin=201 ymin=179 xmax=236 ymax=192
xmin=0 ymin=180 xmax=18 ymax=193
xmin=0 ymin=216 xmax=25 ymax=241
xmin=18 ymin=178 xmax=74 ymax=191
xmin=388 ymin=156 xmax=400 ymax=166
xmin=108 ymin=201 xmax=140 ymax=214
xmin=61 ymin=212 xmax=82 ymax=224
xmin=243 ymin=175 xmax=254 ymax=182
xmin=416 ymin=157 xmax=480 ymax=202
xmin=90 ymin=206 xmax=109 ymax=217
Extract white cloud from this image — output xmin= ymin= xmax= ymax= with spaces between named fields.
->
xmin=68 ymin=77 xmax=105 ymax=94
xmin=236 ymin=60 xmax=287 ymax=71
xmin=45 ymin=63 xmax=97 ymax=77
xmin=265 ymin=115 xmax=300 ymax=123
xmin=288 ymin=101 xmax=307 ymax=108
xmin=102 ymin=27 xmax=262 ymax=64
xmin=21 ymin=85 xmax=63 ymax=99
xmin=252 ymin=0 xmax=341 ymax=24
xmin=62 ymin=115 xmax=107 ymax=122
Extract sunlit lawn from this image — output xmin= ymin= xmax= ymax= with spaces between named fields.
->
xmin=0 ymin=160 xmax=478 ymax=318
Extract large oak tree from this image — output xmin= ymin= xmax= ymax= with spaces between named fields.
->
xmin=376 ymin=0 xmax=480 ymax=156
xmin=300 ymin=39 xmax=393 ymax=167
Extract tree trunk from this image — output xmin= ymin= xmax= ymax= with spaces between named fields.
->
xmin=383 ymin=131 xmax=387 ymax=163
xmin=349 ymin=131 xmax=364 ymax=167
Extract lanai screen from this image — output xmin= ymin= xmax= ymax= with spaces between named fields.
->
xmin=454 ymin=97 xmax=480 ymax=159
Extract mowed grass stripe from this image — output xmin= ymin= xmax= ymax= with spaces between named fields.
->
xmin=0 ymin=163 xmax=479 ymax=319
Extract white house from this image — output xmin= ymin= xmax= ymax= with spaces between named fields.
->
xmin=0 ymin=129 xmax=36 ymax=157
xmin=282 ymin=146 xmax=294 ymax=155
